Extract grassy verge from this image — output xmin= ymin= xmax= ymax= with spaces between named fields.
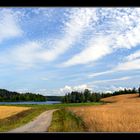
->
xmin=48 ymin=109 xmax=87 ymax=132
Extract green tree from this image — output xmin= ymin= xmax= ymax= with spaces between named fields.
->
xmin=84 ymin=89 xmax=91 ymax=102
xmin=138 ymin=86 xmax=140 ymax=97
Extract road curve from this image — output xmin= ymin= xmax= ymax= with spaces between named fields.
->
xmin=8 ymin=109 xmax=58 ymax=133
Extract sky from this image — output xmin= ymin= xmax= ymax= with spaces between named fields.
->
xmin=0 ymin=8 xmax=140 ymax=95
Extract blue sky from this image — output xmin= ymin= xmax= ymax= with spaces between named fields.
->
xmin=0 ymin=8 xmax=140 ymax=95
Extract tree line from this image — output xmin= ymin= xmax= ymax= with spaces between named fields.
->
xmin=62 ymin=89 xmax=101 ymax=103
xmin=45 ymin=96 xmax=63 ymax=101
xmin=62 ymin=86 xmax=140 ymax=103
xmin=0 ymin=89 xmax=46 ymax=102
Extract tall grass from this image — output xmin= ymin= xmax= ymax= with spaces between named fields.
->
xmin=48 ymin=109 xmax=87 ymax=132
xmin=68 ymin=94 xmax=140 ymax=132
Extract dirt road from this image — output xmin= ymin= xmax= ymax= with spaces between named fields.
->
xmin=9 ymin=109 xmax=58 ymax=133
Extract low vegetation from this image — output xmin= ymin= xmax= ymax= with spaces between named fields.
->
xmin=48 ymin=109 xmax=87 ymax=132
xmin=68 ymin=94 xmax=140 ymax=132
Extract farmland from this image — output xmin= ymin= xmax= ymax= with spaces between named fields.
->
xmin=67 ymin=94 xmax=140 ymax=132
xmin=1 ymin=94 xmax=140 ymax=132
xmin=0 ymin=106 xmax=31 ymax=119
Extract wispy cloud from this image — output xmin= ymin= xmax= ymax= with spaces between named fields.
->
xmin=0 ymin=8 xmax=97 ymax=69
xmin=0 ymin=9 xmax=23 ymax=43
xmin=61 ymin=8 xmax=140 ymax=67
xmin=41 ymin=77 xmax=49 ymax=81
xmin=88 ymin=49 xmax=140 ymax=78
xmin=88 ymin=70 xmax=114 ymax=78
xmin=108 ymin=49 xmax=140 ymax=71
xmin=1 ymin=8 xmax=140 ymax=95
xmin=115 ymin=58 xmax=140 ymax=71
xmin=89 ymin=76 xmax=132 ymax=85
xmin=125 ymin=50 xmax=140 ymax=61
xmin=40 ymin=8 xmax=97 ymax=62
xmin=62 ymin=36 xmax=112 ymax=66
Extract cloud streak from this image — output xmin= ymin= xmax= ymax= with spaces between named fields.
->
xmin=0 ymin=8 xmax=98 ymax=69
xmin=61 ymin=8 xmax=140 ymax=67
xmin=0 ymin=9 xmax=23 ymax=43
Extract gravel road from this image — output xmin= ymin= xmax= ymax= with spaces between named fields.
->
xmin=8 ymin=109 xmax=58 ymax=133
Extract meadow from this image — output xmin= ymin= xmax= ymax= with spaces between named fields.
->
xmin=67 ymin=94 xmax=140 ymax=132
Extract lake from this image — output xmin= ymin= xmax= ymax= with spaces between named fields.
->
xmin=0 ymin=101 xmax=61 ymax=105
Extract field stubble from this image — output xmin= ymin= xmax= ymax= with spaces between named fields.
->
xmin=67 ymin=94 xmax=140 ymax=132
xmin=0 ymin=106 xmax=31 ymax=119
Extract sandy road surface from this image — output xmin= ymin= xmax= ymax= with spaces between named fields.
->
xmin=9 ymin=109 xmax=58 ymax=133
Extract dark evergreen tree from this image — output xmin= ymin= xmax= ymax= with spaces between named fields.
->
xmin=138 ymin=86 xmax=140 ymax=97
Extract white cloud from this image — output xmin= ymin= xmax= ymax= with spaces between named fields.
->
xmin=89 ymin=76 xmax=132 ymax=85
xmin=61 ymin=8 xmax=140 ymax=67
xmin=104 ymin=90 xmax=113 ymax=93
xmin=115 ymin=59 xmax=140 ymax=71
xmin=113 ymin=49 xmax=140 ymax=71
xmin=125 ymin=50 xmax=140 ymax=61
xmin=104 ymin=86 xmax=132 ymax=93
xmin=59 ymin=84 xmax=92 ymax=94
xmin=0 ymin=8 xmax=98 ymax=69
xmin=40 ymin=8 xmax=97 ymax=62
xmin=0 ymin=9 xmax=23 ymax=43
xmin=16 ymin=88 xmax=30 ymax=93
xmin=62 ymin=36 xmax=112 ymax=66
xmin=41 ymin=77 xmax=49 ymax=81
xmin=88 ymin=70 xmax=114 ymax=78
xmin=88 ymin=49 xmax=140 ymax=78
xmin=0 ymin=41 xmax=44 ymax=69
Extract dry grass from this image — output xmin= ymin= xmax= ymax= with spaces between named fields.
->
xmin=67 ymin=94 xmax=140 ymax=132
xmin=0 ymin=106 xmax=31 ymax=119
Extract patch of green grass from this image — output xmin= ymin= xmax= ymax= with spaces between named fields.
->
xmin=48 ymin=109 xmax=87 ymax=132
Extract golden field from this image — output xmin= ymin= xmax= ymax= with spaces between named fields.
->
xmin=67 ymin=94 xmax=140 ymax=132
xmin=0 ymin=106 xmax=31 ymax=119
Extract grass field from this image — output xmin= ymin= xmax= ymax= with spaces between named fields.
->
xmin=68 ymin=94 xmax=140 ymax=132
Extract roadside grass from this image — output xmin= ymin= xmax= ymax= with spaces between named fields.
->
xmin=0 ymin=107 xmax=47 ymax=132
xmin=48 ymin=109 xmax=87 ymax=132
xmin=0 ymin=102 xmax=102 ymax=132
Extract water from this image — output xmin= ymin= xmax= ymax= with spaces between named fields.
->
xmin=0 ymin=101 xmax=61 ymax=105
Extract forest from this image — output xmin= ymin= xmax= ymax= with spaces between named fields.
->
xmin=62 ymin=87 xmax=140 ymax=103
xmin=45 ymin=96 xmax=64 ymax=101
xmin=0 ymin=89 xmax=46 ymax=102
